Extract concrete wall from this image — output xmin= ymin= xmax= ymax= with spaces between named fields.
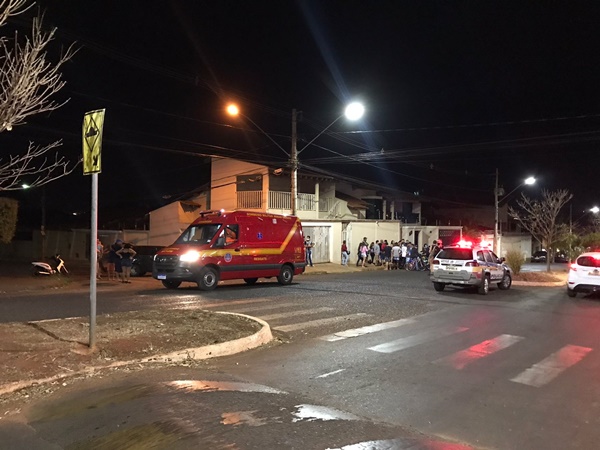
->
xmin=501 ymin=233 xmax=533 ymax=259
xmin=149 ymin=193 xmax=207 ymax=245
xmin=211 ymin=157 xmax=268 ymax=210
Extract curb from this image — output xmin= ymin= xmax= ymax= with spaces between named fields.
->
xmin=0 ymin=312 xmax=273 ymax=397
xmin=512 ymin=281 xmax=566 ymax=287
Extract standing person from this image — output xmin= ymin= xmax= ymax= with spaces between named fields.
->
xmin=384 ymin=240 xmax=392 ymax=269
xmin=369 ymin=242 xmax=375 ymax=264
xmin=391 ymin=241 xmax=401 ymax=269
xmin=428 ymin=239 xmax=443 ymax=273
xmin=96 ymin=239 xmax=104 ymax=280
xmin=341 ymin=240 xmax=349 ymax=266
xmin=374 ymin=240 xmax=381 ymax=266
xmin=359 ymin=240 xmax=369 ymax=268
xmin=117 ymin=243 xmax=137 ymax=283
xmin=400 ymin=240 xmax=408 ymax=269
xmin=107 ymin=239 xmax=123 ymax=281
xmin=304 ymin=235 xmax=314 ymax=267
xmin=356 ymin=237 xmax=368 ymax=267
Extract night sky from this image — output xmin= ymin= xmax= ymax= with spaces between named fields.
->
xmin=4 ymin=1 xmax=600 ymax=229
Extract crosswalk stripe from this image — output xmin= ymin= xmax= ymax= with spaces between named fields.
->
xmin=224 ymin=302 xmax=297 ymax=313
xmin=434 ymin=334 xmax=524 ymax=369
xmin=200 ymin=298 xmax=273 ymax=309
xmin=510 ymin=344 xmax=592 ymax=387
xmin=260 ymin=307 xmax=334 ymax=321
xmin=319 ymin=318 xmax=416 ymax=342
xmin=368 ymin=326 xmax=469 ymax=354
xmin=275 ymin=313 xmax=369 ymax=332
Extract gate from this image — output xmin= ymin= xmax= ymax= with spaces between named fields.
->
xmin=302 ymin=226 xmax=330 ymax=263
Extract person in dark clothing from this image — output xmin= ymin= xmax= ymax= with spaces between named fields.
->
xmin=107 ymin=239 xmax=123 ymax=281
xmin=117 ymin=243 xmax=137 ymax=283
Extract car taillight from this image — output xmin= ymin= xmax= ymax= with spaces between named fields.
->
xmin=465 ymin=261 xmax=479 ymax=267
xmin=433 ymin=259 xmax=440 ymax=265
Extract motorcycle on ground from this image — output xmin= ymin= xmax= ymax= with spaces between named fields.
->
xmin=31 ymin=254 xmax=69 ymax=276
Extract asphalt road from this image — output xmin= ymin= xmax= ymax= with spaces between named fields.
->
xmin=2 ymin=270 xmax=600 ymax=449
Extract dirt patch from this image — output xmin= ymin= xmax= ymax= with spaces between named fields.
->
xmin=0 ymin=309 xmax=262 ymax=388
xmin=513 ymin=272 xmax=567 ymax=283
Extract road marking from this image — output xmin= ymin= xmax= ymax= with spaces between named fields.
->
xmin=200 ymin=298 xmax=273 ymax=309
xmin=316 ymin=369 xmax=346 ymax=378
xmin=319 ymin=318 xmax=416 ymax=342
xmin=368 ymin=326 xmax=469 ymax=354
xmin=260 ymin=307 xmax=334 ymax=321
xmin=275 ymin=313 xmax=368 ymax=332
xmin=224 ymin=301 xmax=297 ymax=313
xmin=510 ymin=344 xmax=592 ymax=387
xmin=434 ymin=334 xmax=524 ymax=369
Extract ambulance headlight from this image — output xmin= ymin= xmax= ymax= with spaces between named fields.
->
xmin=180 ymin=250 xmax=201 ymax=262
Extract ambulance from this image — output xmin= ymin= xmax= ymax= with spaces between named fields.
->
xmin=152 ymin=210 xmax=306 ymax=290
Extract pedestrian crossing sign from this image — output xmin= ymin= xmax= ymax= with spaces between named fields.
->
xmin=82 ymin=109 xmax=105 ymax=175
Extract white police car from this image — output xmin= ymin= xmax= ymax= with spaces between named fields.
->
xmin=430 ymin=240 xmax=512 ymax=295
xmin=567 ymin=252 xmax=600 ymax=297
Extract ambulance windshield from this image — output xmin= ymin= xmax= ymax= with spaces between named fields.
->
xmin=176 ymin=223 xmax=222 ymax=245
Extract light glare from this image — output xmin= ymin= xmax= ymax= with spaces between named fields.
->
xmin=344 ymin=102 xmax=364 ymax=121
xmin=226 ymin=104 xmax=239 ymax=116
xmin=524 ymin=176 xmax=536 ymax=185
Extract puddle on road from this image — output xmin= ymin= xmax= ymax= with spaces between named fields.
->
xmin=166 ymin=380 xmax=286 ymax=395
xmin=30 ymin=384 xmax=157 ymax=422
xmin=221 ymin=410 xmax=269 ymax=427
xmin=291 ymin=404 xmax=360 ymax=422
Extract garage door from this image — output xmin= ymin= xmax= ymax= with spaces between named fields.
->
xmin=302 ymin=226 xmax=330 ymax=263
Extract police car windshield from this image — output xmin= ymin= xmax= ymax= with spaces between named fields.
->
xmin=176 ymin=223 xmax=222 ymax=245
xmin=437 ymin=248 xmax=473 ymax=260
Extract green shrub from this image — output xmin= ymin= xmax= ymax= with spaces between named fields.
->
xmin=0 ymin=197 xmax=19 ymax=244
xmin=505 ymin=249 xmax=525 ymax=274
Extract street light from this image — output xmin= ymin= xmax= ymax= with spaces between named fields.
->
xmin=227 ymin=102 xmax=364 ymax=215
xmin=493 ymin=169 xmax=536 ymax=254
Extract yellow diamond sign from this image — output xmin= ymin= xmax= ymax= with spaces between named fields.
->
xmin=82 ymin=109 xmax=105 ymax=175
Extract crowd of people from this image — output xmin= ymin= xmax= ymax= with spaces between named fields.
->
xmin=342 ymin=237 xmax=443 ymax=271
xmin=97 ymin=239 xmax=138 ymax=283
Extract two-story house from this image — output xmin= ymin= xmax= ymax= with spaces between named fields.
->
xmin=149 ymin=156 xmax=462 ymax=263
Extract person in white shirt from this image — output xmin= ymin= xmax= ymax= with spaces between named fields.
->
xmin=391 ymin=242 xmax=401 ymax=270
xmin=400 ymin=240 xmax=408 ymax=269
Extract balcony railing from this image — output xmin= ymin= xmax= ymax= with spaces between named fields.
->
xmin=237 ymin=191 xmax=263 ymax=209
xmin=268 ymin=191 xmax=290 ymax=210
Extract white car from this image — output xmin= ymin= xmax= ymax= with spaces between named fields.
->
xmin=567 ymin=252 xmax=600 ymax=297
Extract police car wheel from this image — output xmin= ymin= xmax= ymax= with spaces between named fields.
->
xmin=277 ymin=265 xmax=294 ymax=285
xmin=433 ymin=282 xmax=445 ymax=292
xmin=478 ymin=275 xmax=490 ymax=295
xmin=162 ymin=280 xmax=181 ymax=289
xmin=497 ymin=272 xmax=512 ymax=290
xmin=244 ymin=278 xmax=258 ymax=285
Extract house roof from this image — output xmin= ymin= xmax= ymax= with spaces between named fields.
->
xmin=335 ymin=191 xmax=370 ymax=208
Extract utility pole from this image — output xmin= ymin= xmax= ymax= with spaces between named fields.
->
xmin=290 ymin=108 xmax=298 ymax=216
xmin=493 ymin=168 xmax=499 ymax=254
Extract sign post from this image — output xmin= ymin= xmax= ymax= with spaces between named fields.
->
xmin=82 ymin=109 xmax=105 ymax=349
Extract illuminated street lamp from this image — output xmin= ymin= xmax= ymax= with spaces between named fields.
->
xmin=591 ymin=206 xmax=599 ymax=214
xmin=494 ymin=170 xmax=536 ymax=254
xmin=227 ymin=102 xmax=364 ymax=215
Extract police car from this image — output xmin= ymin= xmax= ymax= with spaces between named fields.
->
xmin=430 ymin=240 xmax=512 ymax=295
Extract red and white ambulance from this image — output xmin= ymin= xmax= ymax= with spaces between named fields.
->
xmin=153 ymin=210 xmax=306 ymax=290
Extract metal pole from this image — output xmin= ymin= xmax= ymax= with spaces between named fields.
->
xmin=290 ymin=108 xmax=298 ymax=216
xmin=89 ymin=172 xmax=98 ymax=349
xmin=494 ymin=168 xmax=499 ymax=254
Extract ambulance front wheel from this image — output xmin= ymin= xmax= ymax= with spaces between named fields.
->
xmin=198 ymin=267 xmax=219 ymax=291
xmin=162 ymin=280 xmax=181 ymax=289
xmin=277 ymin=265 xmax=294 ymax=285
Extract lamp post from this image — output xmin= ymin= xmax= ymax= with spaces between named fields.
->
xmin=493 ymin=170 xmax=536 ymax=254
xmin=227 ymin=102 xmax=364 ymax=215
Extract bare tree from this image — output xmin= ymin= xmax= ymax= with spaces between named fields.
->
xmin=0 ymin=0 xmax=78 ymax=191
xmin=508 ymin=189 xmax=573 ymax=272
